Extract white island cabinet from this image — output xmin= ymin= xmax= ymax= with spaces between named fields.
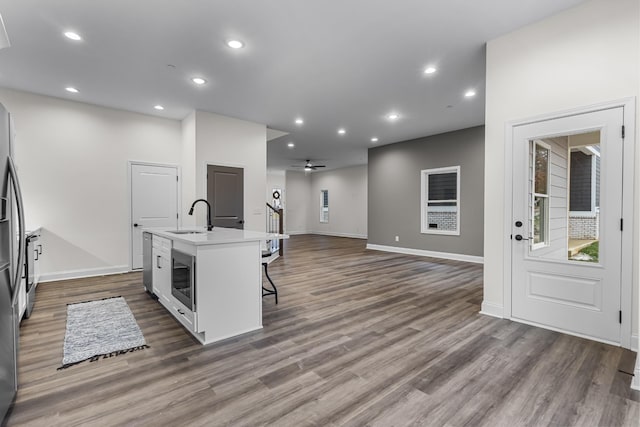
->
xmin=146 ymin=227 xmax=287 ymax=345
xmin=151 ymin=235 xmax=172 ymax=306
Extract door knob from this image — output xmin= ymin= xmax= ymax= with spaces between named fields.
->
xmin=514 ymin=235 xmax=529 ymax=241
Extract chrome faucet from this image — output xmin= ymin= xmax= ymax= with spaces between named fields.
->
xmin=188 ymin=199 xmax=213 ymax=231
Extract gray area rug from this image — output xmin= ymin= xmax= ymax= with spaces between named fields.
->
xmin=58 ymin=296 xmax=148 ymax=370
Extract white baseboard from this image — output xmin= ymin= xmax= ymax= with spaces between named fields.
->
xmin=632 ymin=334 xmax=638 ymax=352
xmin=366 ymin=243 xmax=483 ymax=264
xmin=201 ymin=325 xmax=263 ymax=345
xmin=284 ymin=231 xmax=368 ymax=239
xmin=40 ymin=265 xmax=130 ymax=283
xmin=632 ymin=354 xmax=640 ymax=391
xmin=286 ymin=230 xmax=310 ymax=235
xmin=480 ymin=301 xmax=504 ymax=318
xmin=312 ymin=231 xmax=367 ymax=239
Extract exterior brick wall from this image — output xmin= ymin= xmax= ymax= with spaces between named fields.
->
xmin=426 ymin=211 xmax=457 ymax=232
xmin=569 ymin=211 xmax=599 ymax=239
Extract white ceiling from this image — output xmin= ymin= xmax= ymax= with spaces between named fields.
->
xmin=0 ymin=0 xmax=587 ymax=171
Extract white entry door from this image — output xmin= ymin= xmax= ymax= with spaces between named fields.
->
xmin=511 ymin=107 xmax=624 ymax=344
xmin=130 ymin=163 xmax=179 ymax=269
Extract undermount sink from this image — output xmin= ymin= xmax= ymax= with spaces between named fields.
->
xmin=168 ymin=230 xmax=205 ymax=235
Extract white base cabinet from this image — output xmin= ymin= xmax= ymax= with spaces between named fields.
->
xmin=167 ymin=298 xmax=196 ymax=332
xmin=151 ymin=235 xmax=171 ymax=306
xmin=193 ymin=241 xmax=262 ymax=343
xmin=152 ymin=236 xmax=198 ymax=333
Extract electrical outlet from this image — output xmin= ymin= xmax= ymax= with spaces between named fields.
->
xmin=395 ymin=235 xmax=399 ymax=242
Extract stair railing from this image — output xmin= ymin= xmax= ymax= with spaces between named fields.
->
xmin=266 ymin=202 xmax=284 ymax=256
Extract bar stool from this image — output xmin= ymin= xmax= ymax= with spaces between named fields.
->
xmin=262 ymin=251 xmax=278 ymax=304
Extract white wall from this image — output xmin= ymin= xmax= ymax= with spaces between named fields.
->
xmin=309 ymin=165 xmax=368 ymax=239
xmin=181 ymin=111 xmax=197 ymax=228
xmin=284 ymin=170 xmax=311 ymax=234
xmin=0 ymin=89 xmax=271 ymax=280
xmin=0 ymin=87 xmax=182 ymax=280
xmin=484 ymin=0 xmax=639 ymax=345
xmin=284 ymin=166 xmax=368 ymax=237
xmin=266 ymin=169 xmax=286 ymax=208
xmin=193 ymin=111 xmax=267 ymax=232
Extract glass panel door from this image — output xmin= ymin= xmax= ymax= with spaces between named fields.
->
xmin=511 ymin=106 xmax=623 ymax=344
xmin=527 ymin=131 xmax=601 ymax=263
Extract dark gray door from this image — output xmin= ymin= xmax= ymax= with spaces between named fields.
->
xmin=207 ymin=165 xmax=244 ymax=229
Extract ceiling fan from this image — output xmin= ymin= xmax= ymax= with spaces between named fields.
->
xmin=291 ymin=160 xmax=326 ymax=171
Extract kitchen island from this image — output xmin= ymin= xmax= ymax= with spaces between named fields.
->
xmin=144 ymin=227 xmax=287 ymax=345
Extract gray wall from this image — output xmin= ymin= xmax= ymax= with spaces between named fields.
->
xmin=368 ymin=125 xmax=484 ymax=256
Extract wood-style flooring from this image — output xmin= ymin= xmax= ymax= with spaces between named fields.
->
xmin=7 ymin=235 xmax=640 ymax=426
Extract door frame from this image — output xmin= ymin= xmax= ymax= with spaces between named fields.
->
xmin=502 ymin=98 xmax=635 ymax=349
xmin=127 ymin=160 xmax=181 ymax=271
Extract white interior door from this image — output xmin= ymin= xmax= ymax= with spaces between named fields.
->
xmin=511 ymin=107 xmax=624 ymax=344
xmin=130 ymin=163 xmax=178 ymax=269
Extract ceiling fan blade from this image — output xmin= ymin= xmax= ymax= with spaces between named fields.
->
xmin=0 ymin=14 xmax=11 ymax=49
xmin=289 ymin=160 xmax=326 ymax=170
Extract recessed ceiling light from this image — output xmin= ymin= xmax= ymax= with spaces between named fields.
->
xmin=64 ymin=31 xmax=82 ymax=41
xmin=424 ymin=66 xmax=437 ymax=74
xmin=287 ymin=142 xmax=295 ymax=148
xmin=65 ymin=87 xmax=79 ymax=93
xmin=387 ymin=113 xmax=400 ymax=121
xmin=464 ymin=90 xmax=476 ymax=98
xmin=227 ymin=40 xmax=244 ymax=49
xmin=154 ymin=105 xmax=165 ymax=111
xmin=191 ymin=77 xmax=207 ymax=85
xmin=338 ymin=128 xmax=346 ymax=135
xmin=295 ymin=118 xmax=304 ymax=125
xmin=371 ymin=137 xmax=379 ymax=143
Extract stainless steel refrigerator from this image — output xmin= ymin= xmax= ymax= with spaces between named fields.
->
xmin=0 ymin=102 xmax=25 ymax=423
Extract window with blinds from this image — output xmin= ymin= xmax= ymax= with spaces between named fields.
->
xmin=420 ymin=166 xmax=460 ymax=235
xmin=320 ymin=189 xmax=329 ymax=223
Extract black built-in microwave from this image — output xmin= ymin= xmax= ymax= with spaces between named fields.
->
xmin=171 ymin=249 xmax=195 ymax=312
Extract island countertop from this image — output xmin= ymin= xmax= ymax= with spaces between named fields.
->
xmin=145 ymin=227 xmax=288 ymax=246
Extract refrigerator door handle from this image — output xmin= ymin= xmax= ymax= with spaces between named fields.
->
xmin=8 ymin=156 xmax=25 ymax=307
